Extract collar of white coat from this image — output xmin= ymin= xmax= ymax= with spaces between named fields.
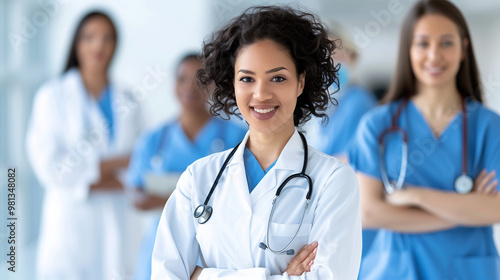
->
xmin=64 ymin=68 xmax=117 ymax=98
xmin=227 ymin=128 xmax=305 ymax=173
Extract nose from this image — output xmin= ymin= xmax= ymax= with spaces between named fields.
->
xmin=253 ymin=81 xmax=272 ymax=101
xmin=427 ymin=42 xmax=441 ymax=62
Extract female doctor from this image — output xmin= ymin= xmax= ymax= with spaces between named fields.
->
xmin=26 ymin=11 xmax=143 ymax=280
xmin=349 ymin=0 xmax=500 ymax=279
xmin=152 ymin=6 xmax=362 ymax=280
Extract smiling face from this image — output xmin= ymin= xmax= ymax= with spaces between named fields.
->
xmin=234 ymin=39 xmax=305 ymax=135
xmin=410 ymin=14 xmax=465 ymax=90
xmin=77 ymin=16 xmax=116 ymax=72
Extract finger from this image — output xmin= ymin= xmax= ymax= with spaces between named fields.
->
xmin=480 ymin=171 xmax=497 ymax=192
xmin=483 ymin=179 xmax=498 ymax=195
xmin=286 ymin=242 xmax=318 ymax=274
xmin=305 ymin=259 xmax=314 ymax=272
xmin=294 ymin=245 xmax=318 ymax=275
xmin=296 ymin=242 xmax=318 ymax=262
xmin=474 ymin=169 xmax=488 ymax=192
xmin=476 ymin=170 xmax=495 ymax=193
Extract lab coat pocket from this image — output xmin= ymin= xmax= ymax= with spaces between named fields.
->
xmin=268 ymin=222 xmax=312 ymax=252
xmin=450 ymin=255 xmax=500 ymax=280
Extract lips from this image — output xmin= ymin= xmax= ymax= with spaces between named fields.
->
xmin=425 ymin=66 xmax=445 ymax=75
xmin=251 ymin=106 xmax=278 ymax=120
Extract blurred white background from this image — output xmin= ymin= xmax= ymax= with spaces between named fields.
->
xmin=1 ymin=0 xmax=499 ymax=279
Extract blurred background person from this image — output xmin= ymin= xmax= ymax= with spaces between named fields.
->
xmin=349 ymin=0 xmax=500 ymax=279
xmin=304 ymin=19 xmax=378 ymax=260
xmin=305 ymin=19 xmax=377 ymax=164
xmin=25 ymin=11 xmax=143 ymax=280
xmin=126 ymin=53 xmax=247 ymax=280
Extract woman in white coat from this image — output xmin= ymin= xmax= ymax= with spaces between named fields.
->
xmin=26 ymin=11 xmax=142 ymax=280
xmin=152 ymin=6 xmax=362 ymax=280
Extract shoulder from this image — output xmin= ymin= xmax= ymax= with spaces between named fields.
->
xmin=307 ymin=147 xmax=359 ymax=199
xmin=357 ymin=102 xmax=395 ymax=132
xmin=184 ymin=147 xmax=236 ymax=181
xmin=469 ymin=101 xmax=500 ymax=123
xmin=308 ymin=146 xmax=356 ymax=182
xmin=34 ymin=71 xmax=77 ymax=105
xmin=138 ymin=121 xmax=176 ymax=145
xmin=347 ymin=86 xmax=377 ymax=105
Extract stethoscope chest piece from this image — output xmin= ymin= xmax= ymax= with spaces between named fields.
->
xmin=194 ymin=204 xmax=213 ymax=224
xmin=454 ymin=174 xmax=473 ymax=194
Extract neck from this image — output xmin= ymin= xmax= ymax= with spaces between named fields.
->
xmin=412 ymin=82 xmax=462 ymax=118
xmin=179 ymin=109 xmax=211 ymax=141
xmin=79 ymin=68 xmax=108 ymax=99
xmin=246 ymin=123 xmax=295 ymax=171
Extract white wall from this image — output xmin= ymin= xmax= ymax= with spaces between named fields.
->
xmin=45 ymin=0 xmax=213 ymax=129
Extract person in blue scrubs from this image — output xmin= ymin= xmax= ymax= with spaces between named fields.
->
xmin=304 ymin=21 xmax=378 ymax=261
xmin=308 ymin=20 xmax=377 ymax=163
xmin=349 ymin=1 xmax=500 ymax=279
xmin=126 ymin=53 xmax=247 ymax=280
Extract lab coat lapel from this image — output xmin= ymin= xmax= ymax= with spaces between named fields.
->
xmin=249 ymin=130 xmax=305 ymax=205
xmin=65 ymin=69 xmax=110 ymax=154
xmin=226 ymin=132 xmax=252 ymax=212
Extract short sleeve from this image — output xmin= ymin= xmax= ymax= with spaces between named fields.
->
xmin=348 ymin=113 xmax=383 ymax=179
xmin=126 ymin=132 xmax=154 ymax=188
xmin=482 ymin=111 xmax=500 ymax=190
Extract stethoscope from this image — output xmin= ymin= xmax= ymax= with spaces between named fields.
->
xmin=194 ymin=131 xmax=313 ymax=256
xmin=379 ymin=98 xmax=473 ymax=194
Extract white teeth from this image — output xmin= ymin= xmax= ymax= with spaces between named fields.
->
xmin=254 ymin=107 xmax=276 ymax=114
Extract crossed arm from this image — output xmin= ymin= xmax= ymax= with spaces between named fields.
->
xmin=359 ymin=170 xmax=500 ymax=233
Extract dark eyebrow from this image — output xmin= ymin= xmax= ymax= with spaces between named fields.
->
xmin=237 ymin=67 xmax=288 ymax=75
xmin=237 ymin=69 xmax=255 ymax=74
xmin=414 ymin=33 xmax=456 ymax=39
xmin=440 ymin=34 xmax=456 ymax=39
xmin=265 ymin=67 xmax=287 ymax=74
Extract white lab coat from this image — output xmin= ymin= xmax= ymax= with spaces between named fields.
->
xmin=26 ymin=69 xmax=143 ymax=280
xmin=152 ymin=130 xmax=362 ymax=280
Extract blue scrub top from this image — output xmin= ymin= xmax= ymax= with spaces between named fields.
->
xmin=243 ymin=147 xmax=277 ymax=193
xmin=316 ymin=85 xmax=376 ymax=156
xmin=349 ymin=99 xmax=500 ymax=280
xmin=126 ymin=117 xmax=246 ymax=280
xmin=97 ymin=86 xmax=114 ymax=141
xmin=127 ymin=118 xmax=247 ymax=188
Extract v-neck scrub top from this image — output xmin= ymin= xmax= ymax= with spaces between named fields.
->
xmin=349 ymin=99 xmax=500 ymax=280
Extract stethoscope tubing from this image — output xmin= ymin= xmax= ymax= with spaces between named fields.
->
xmin=379 ymin=98 xmax=469 ymax=194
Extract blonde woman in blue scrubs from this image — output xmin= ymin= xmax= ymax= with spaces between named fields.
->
xmin=350 ymin=0 xmax=500 ymax=279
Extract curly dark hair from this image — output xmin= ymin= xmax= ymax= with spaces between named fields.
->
xmin=197 ymin=5 xmax=339 ymax=126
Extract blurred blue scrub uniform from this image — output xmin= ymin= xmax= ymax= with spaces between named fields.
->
xmin=313 ymin=84 xmax=377 ymax=259
xmin=349 ymin=99 xmax=500 ymax=280
xmin=126 ymin=118 xmax=246 ymax=280
xmin=316 ymin=85 xmax=376 ymax=157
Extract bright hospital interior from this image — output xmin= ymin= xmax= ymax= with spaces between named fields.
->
xmin=1 ymin=0 xmax=500 ymax=279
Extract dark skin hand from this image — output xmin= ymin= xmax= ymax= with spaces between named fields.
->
xmin=190 ymin=241 xmax=318 ymax=279
xmin=131 ymin=188 xmax=170 ymax=210
xmin=90 ymin=156 xmax=130 ymax=192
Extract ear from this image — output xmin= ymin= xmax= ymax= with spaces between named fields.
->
xmin=297 ymin=71 xmax=306 ymax=97
xmin=461 ymin=37 xmax=469 ymax=61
